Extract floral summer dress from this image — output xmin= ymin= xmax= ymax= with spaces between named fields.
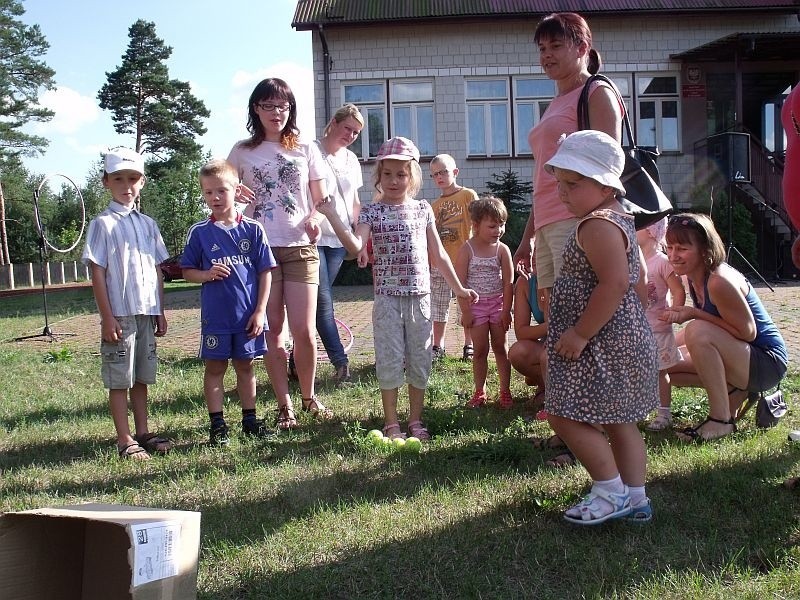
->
xmin=545 ymin=209 xmax=657 ymax=423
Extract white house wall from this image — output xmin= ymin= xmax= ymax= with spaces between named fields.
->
xmin=309 ymin=13 xmax=799 ymax=207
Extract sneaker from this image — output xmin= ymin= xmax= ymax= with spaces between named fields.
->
xmin=209 ymin=422 xmax=230 ymax=446
xmin=242 ymin=418 xmax=274 ymax=438
xmin=432 ymin=346 xmax=446 ymax=361
xmin=334 ymin=363 xmax=351 ymax=387
xmin=466 ymin=390 xmax=487 ymax=408
xmin=462 ymin=344 xmax=474 ymax=362
xmin=498 ymin=389 xmax=513 ymax=410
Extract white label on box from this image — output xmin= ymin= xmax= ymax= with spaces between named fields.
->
xmin=130 ymin=520 xmax=181 ymax=587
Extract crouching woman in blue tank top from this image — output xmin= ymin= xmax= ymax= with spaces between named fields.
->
xmin=661 ymin=213 xmax=787 ymax=442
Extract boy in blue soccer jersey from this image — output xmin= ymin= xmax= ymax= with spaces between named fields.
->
xmin=182 ymin=159 xmax=277 ymax=445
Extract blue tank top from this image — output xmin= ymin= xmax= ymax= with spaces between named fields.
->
xmin=688 ymin=271 xmax=788 ymax=365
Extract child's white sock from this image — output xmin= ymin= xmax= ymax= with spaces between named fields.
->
xmin=628 ymin=485 xmax=647 ymax=508
xmin=594 ymin=475 xmax=625 ymax=496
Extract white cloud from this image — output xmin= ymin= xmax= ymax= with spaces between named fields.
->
xmin=33 ymin=86 xmax=100 ymax=135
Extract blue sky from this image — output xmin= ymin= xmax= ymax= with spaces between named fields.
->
xmin=19 ymin=0 xmax=315 ymax=184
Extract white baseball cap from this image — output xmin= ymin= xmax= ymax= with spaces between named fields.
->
xmin=104 ymin=147 xmax=145 ymax=175
xmin=544 ymin=130 xmax=625 ymax=195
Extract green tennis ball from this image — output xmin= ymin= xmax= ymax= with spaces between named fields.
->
xmin=404 ymin=437 xmax=422 ymax=452
xmin=392 ymin=437 xmax=406 ymax=449
xmin=366 ymin=429 xmax=384 ymax=444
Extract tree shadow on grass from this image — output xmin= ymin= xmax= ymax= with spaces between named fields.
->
xmin=194 ymin=449 xmax=800 ymax=599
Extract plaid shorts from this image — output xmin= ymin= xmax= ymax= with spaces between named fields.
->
xmin=430 ymin=268 xmax=454 ymax=322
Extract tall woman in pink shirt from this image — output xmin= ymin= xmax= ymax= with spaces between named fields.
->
xmin=514 ymin=12 xmax=623 ymax=317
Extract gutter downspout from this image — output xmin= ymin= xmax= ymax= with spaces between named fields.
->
xmin=318 ymin=24 xmax=331 ymax=127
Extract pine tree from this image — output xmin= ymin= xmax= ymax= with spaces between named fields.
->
xmin=485 ymin=168 xmax=533 ymax=212
xmin=0 ymin=0 xmax=56 ymax=159
xmin=97 ymin=19 xmax=209 ymax=161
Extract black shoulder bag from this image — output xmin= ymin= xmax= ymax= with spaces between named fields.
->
xmin=577 ymin=74 xmax=673 ymax=230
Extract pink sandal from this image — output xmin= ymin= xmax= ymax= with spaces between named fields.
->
xmin=383 ymin=423 xmax=406 ymax=440
xmin=407 ymin=420 xmax=430 ymax=441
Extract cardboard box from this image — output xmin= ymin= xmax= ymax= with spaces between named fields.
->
xmin=0 ymin=503 xmax=201 ymax=600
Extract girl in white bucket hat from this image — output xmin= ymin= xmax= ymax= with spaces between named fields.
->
xmin=542 ymin=129 xmax=658 ymax=525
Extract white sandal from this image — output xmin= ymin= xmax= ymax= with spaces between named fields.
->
xmin=563 ymin=485 xmax=631 ymax=525
xmin=646 ymin=413 xmax=672 ymax=431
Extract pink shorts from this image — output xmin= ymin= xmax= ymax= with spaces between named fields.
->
xmin=471 ymin=293 xmax=503 ymax=326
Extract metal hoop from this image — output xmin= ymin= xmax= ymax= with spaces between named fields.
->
xmin=34 ymin=173 xmax=87 ymax=254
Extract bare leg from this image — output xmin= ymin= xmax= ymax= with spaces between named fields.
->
xmin=284 ymin=280 xmax=318 ymax=400
xmin=203 ymin=359 xmax=229 ymax=414
xmin=549 ymin=414 xmax=618 ymax=481
xmin=109 ymin=388 xmax=135 ymax=448
xmin=408 ymin=384 xmax=425 ymax=424
xmin=471 ymin=322 xmax=490 ymax=393
xmin=232 ymin=358 xmax=256 ymax=411
xmin=264 ymin=279 xmax=292 ymax=408
xmin=677 ymin=320 xmax=750 ymax=440
xmin=489 ymin=322 xmax=510 ymax=392
xmin=381 ymin=387 xmax=400 ymax=427
xmin=433 ymin=320 xmax=447 ymax=349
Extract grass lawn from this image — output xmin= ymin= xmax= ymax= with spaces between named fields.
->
xmin=1 ymin=287 xmax=799 ymax=599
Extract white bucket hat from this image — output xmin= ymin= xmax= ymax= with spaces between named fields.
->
xmin=544 ymin=130 xmax=625 ymax=195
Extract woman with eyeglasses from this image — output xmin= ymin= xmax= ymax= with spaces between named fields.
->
xmin=228 ymin=77 xmax=333 ymax=431
xmin=312 ymin=103 xmax=365 ymax=387
xmin=662 ymin=213 xmax=787 ymax=442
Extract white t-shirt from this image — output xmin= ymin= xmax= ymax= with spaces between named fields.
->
xmin=228 ymin=140 xmax=325 ymax=247
xmin=315 ymin=140 xmax=363 ymax=248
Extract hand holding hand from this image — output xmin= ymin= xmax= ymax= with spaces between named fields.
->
xmin=315 ymin=195 xmax=336 ymax=217
xmin=554 ymin=327 xmax=588 ymax=360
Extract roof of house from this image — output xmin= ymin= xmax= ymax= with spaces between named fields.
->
xmin=292 ymin=0 xmax=800 ymax=29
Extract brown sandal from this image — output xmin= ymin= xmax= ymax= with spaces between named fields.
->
xmin=302 ymin=396 xmax=333 ymax=420
xmin=118 ymin=442 xmax=150 ymax=460
xmin=275 ymin=404 xmax=298 ymax=430
xmin=134 ymin=433 xmax=173 ymax=455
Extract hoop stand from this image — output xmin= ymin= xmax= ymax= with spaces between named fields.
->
xmin=725 ymin=182 xmax=774 ymax=292
xmin=13 ymin=178 xmax=81 ymax=343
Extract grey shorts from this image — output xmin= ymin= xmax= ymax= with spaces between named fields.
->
xmin=373 ymin=294 xmax=432 ymax=390
xmin=747 ymin=346 xmax=787 ymax=393
xmin=100 ymin=315 xmax=158 ymax=389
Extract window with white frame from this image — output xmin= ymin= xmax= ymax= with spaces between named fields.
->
xmin=466 ymin=79 xmax=510 ymax=157
xmin=514 ymin=78 xmax=555 ymax=155
xmin=343 ymin=82 xmax=386 ymax=160
xmin=636 ymin=74 xmax=680 ymax=151
xmin=391 ymin=81 xmax=435 ymax=157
